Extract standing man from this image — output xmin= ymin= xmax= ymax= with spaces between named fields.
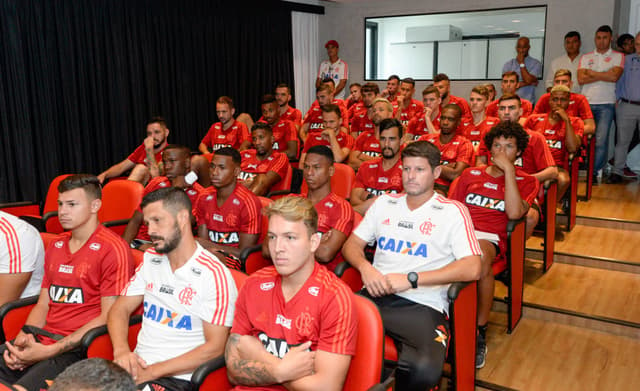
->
xmin=578 ymin=25 xmax=624 ymax=183
xmin=502 ymin=37 xmax=543 ymax=103
xmin=546 ymin=31 xmax=582 ymax=92
xmin=0 ymin=174 xmax=135 ymax=391
xmin=199 ymin=96 xmax=251 ymax=154
xmin=110 ymin=187 xmax=237 ymax=390
xmin=343 ymin=140 xmax=481 ymax=390
xmin=316 ymin=40 xmax=349 ymax=100
xmin=225 ymin=196 xmax=357 ymax=390
xmin=611 ymin=32 xmax=640 ymax=183
xmin=486 ymin=72 xmax=534 ymax=119
xmin=433 ymin=73 xmax=471 ymax=118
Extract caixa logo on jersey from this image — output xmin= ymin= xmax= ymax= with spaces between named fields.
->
xmin=208 ymin=231 xmax=240 ymax=244
xmin=366 ymin=187 xmax=398 ymax=196
xmin=143 ymin=302 xmax=192 ymax=330
xmin=377 ymin=236 xmax=428 ymax=257
xmin=49 ymin=285 xmax=84 ymax=304
xmin=465 ymin=193 xmax=505 ymax=212
xmin=258 ymin=332 xmax=311 ymax=359
xmin=238 ymin=171 xmax=256 ymax=181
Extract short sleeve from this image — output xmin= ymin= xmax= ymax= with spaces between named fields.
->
xmin=240 ymin=196 xmax=262 ymax=235
xmin=448 ymin=201 xmax=482 ymax=259
xmin=127 ymin=145 xmax=146 ymax=164
xmin=457 ymin=139 xmax=475 ymax=165
xmin=230 ymin=283 xmax=252 ymax=335
xmin=195 ymin=266 xmax=237 ymax=327
xmin=122 ymin=261 xmax=146 ymax=296
xmin=201 ymin=125 xmax=215 ymax=147
xmin=317 ymin=285 xmax=357 ymax=355
xmin=100 ymin=241 xmax=135 ymax=297
xmin=352 ymin=196 xmax=381 ymax=244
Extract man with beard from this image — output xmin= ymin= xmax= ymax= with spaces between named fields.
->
xmin=273 ymin=83 xmax=302 ymax=127
xmin=406 ymin=85 xmax=443 ymax=142
xmin=351 ymin=118 xmax=404 ymax=215
xmin=239 ymin=123 xmax=291 ymax=197
xmin=199 ymin=96 xmax=251 ymax=154
xmin=394 ymin=78 xmax=425 ymax=128
xmin=418 ymin=104 xmax=474 ymax=194
xmin=349 ymin=83 xmax=380 ymax=137
xmin=381 ymin=74 xmax=400 ymax=102
xmin=433 ymin=73 xmax=471 ymax=118
xmin=123 ymin=145 xmax=205 ymax=251
xmin=485 ymin=72 xmax=533 ymax=119
xmin=300 ymin=84 xmax=349 ymax=142
xmin=0 ymin=174 xmax=135 ymax=391
xmin=343 ymin=141 xmax=481 ymax=391
xmin=109 ymin=187 xmax=237 ymax=391
xmin=195 ymin=147 xmax=263 ymax=270
xmin=299 ymin=104 xmax=354 ymax=167
xmin=348 ymin=98 xmax=394 ymax=170
xmin=259 ymin=94 xmax=299 ymax=161
xmin=98 ymin=117 xmax=170 ymax=184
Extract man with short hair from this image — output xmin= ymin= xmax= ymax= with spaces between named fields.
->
xmin=617 ymin=33 xmax=635 ymax=55
xmin=381 ymin=74 xmax=400 ymax=102
xmin=299 ymin=104 xmax=354 ymax=167
xmin=459 ymin=85 xmax=499 ymax=152
xmin=123 ymin=145 xmax=205 ymax=251
xmin=502 ymin=37 xmax=543 ymax=103
xmin=0 ymin=211 xmax=44 ymax=306
xmin=348 ymin=98 xmax=394 ymax=170
xmin=395 ymin=78 xmax=425 ymax=127
xmin=49 ymin=358 xmax=136 ymax=391
xmin=259 ymin=94 xmax=299 ymax=161
xmin=346 ymin=82 xmax=362 ymax=109
xmin=98 ymin=117 xmax=169 ymax=184
xmin=433 ymin=73 xmax=471 ymax=118
xmin=578 ymin=25 xmax=624 ymax=183
xmin=274 ymin=83 xmax=303 ymax=126
xmin=351 ymin=118 xmax=404 ymax=215
xmin=486 ymin=72 xmax=533 ymax=118
xmin=316 ymin=40 xmax=349 ymax=100
xmin=611 ymin=32 xmax=640 ymax=183
xmin=344 ymin=140 xmax=481 ymax=391
xmin=110 ymin=187 xmax=237 ymax=390
xmin=0 ymin=174 xmax=135 ymax=391
xmin=406 ymin=85 xmax=442 ymax=141
xmin=239 ymin=123 xmax=291 ymax=197
xmin=450 ymin=122 xmax=539 ymax=369
xmin=546 ymin=31 xmax=582 ymax=92
xmin=199 ymin=96 xmax=251 ymax=154
xmin=301 ymin=84 xmax=349 ymax=142
xmin=418 ymin=104 xmax=474 ymax=194
xmin=225 ymin=196 xmax=357 ymax=390
xmin=349 ymin=83 xmax=380 ymax=137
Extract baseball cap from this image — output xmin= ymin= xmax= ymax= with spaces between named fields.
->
xmin=325 ymin=40 xmax=339 ymax=48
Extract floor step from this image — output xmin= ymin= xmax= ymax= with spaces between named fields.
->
xmin=526 ymin=249 xmax=640 ymax=274
xmin=477 ymin=315 xmax=640 ymax=391
xmin=576 ymin=180 xmax=640 ymax=221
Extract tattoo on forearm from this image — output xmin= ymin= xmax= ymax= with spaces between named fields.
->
xmin=226 ymin=334 xmax=278 ymax=386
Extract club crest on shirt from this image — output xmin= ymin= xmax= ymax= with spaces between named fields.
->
xmin=55 ymin=241 xmax=64 ymax=248
xmin=178 ymin=286 xmax=196 ymax=305
xmin=89 ymin=243 xmax=101 ymax=251
xmin=308 ymin=286 xmax=320 ymax=296
xmin=419 ymin=219 xmax=436 ymax=236
xmin=295 ymin=312 xmax=314 ymax=335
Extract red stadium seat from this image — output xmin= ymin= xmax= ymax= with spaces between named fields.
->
xmin=541 ymin=179 xmax=557 ymax=272
xmin=191 ymin=294 xmax=393 ymax=391
xmin=0 ymin=296 xmax=38 ymax=343
xmin=131 ymin=249 xmax=145 ymax=267
xmin=99 ymin=179 xmax=144 ymax=235
xmin=579 ymin=134 xmax=595 ymax=201
xmin=299 ymin=163 xmax=356 ymax=200
xmin=9 ymin=174 xmax=72 ymax=233
xmin=39 ymin=232 xmax=59 ymax=250
xmin=266 ymin=163 xmax=293 ymax=199
xmin=561 ymin=153 xmax=580 ymax=232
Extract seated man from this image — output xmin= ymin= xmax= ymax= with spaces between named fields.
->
xmin=459 ymin=85 xmax=499 ymax=152
xmin=449 ymin=122 xmax=539 ymax=369
xmin=485 ymin=72 xmax=533 ymax=120
xmin=110 ymin=187 xmax=237 ymax=390
xmin=299 ymin=104 xmax=354 ymax=167
xmin=433 ymin=73 xmax=471 ymax=118
xmin=343 ymin=140 xmax=481 ymax=391
xmin=225 ymin=196 xmax=357 ymax=390
xmin=300 ymin=84 xmax=348 ymax=142
xmin=0 ymin=211 xmax=44 ymax=306
xmin=0 ymin=174 xmax=135 ymax=391
xmin=123 ymin=145 xmax=205 ymax=251
xmin=345 ymin=82 xmax=362 ymax=110
xmin=196 ymin=147 xmax=263 ymax=270
xmin=239 ymin=123 xmax=291 ymax=197
xmin=348 ymin=98 xmax=394 ymax=170
xmin=394 ymin=78 xmax=425 ymax=128
xmin=351 ymin=118 xmax=404 ymax=216
xmin=98 ymin=117 xmax=169 ymax=184
xmin=49 ymin=358 xmax=136 ymax=391
xmin=258 ymin=94 xmax=299 ymax=161
xmin=381 ymin=74 xmax=400 ymax=102
xmin=534 ymin=69 xmax=595 ymax=136
xmin=273 ymin=83 xmax=303 ymax=127
xmin=418 ymin=104 xmax=474 ymax=194
xmin=524 ymin=85 xmax=583 ymax=202
xmin=348 ymin=83 xmax=379 ymax=137
xmin=406 ymin=85 xmax=442 ymax=142
xmin=199 ymin=96 xmax=251 ymax=154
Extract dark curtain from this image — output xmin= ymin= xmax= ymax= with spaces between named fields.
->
xmin=0 ymin=0 xmax=294 ymax=203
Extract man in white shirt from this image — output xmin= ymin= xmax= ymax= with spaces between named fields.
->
xmin=546 ymin=31 xmax=582 ymax=93
xmin=316 ymin=40 xmax=348 ymax=100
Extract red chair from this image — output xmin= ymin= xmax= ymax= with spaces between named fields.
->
xmin=561 ymin=153 xmax=580 ymax=232
xmin=299 ymin=163 xmax=356 ymax=200
xmin=99 ymin=180 xmax=144 ymax=235
xmin=266 ymin=163 xmax=293 ymax=199
xmin=191 ymin=294 xmax=393 ymax=391
xmin=0 ymin=296 xmax=38 ymax=343
xmin=40 ymin=232 xmax=59 ymax=250
xmin=541 ymin=179 xmax=557 ymax=272
xmin=132 ymin=249 xmax=145 ymax=267
xmin=579 ymin=134 xmax=595 ymax=201
xmin=237 ymin=197 xmax=274 ymax=274
xmin=12 ymin=174 xmax=72 ymax=233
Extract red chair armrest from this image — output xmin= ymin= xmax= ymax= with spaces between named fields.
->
xmin=0 ymin=296 xmax=39 ymax=343
xmin=191 ymin=355 xmax=231 ymax=390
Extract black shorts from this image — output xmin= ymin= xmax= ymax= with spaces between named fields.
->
xmin=138 ymin=376 xmax=195 ymax=391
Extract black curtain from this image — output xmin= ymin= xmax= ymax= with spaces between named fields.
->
xmin=0 ymin=0 xmax=294 ymax=203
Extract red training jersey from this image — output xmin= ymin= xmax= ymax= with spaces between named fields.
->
xmin=200 ymin=120 xmax=250 ymax=151
xmin=418 ymin=133 xmax=475 ymax=186
xmin=354 ymin=157 xmax=403 ymax=196
xmin=524 ymin=114 xmax=584 ymax=170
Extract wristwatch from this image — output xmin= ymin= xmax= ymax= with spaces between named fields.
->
xmin=519 ymin=63 xmax=526 ymax=68
xmin=407 ymin=272 xmax=419 ymax=289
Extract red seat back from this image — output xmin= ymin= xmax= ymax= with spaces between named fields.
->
xmin=300 ymin=163 xmax=356 ymax=199
xmin=99 ymin=180 xmax=144 ymax=234
xmin=86 ymin=321 xmax=142 ymax=360
xmin=44 ymin=174 xmax=72 ymax=233
xmin=269 ymin=163 xmax=293 ymax=198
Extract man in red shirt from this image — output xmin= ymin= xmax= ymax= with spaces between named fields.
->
xmin=348 ymin=98 xmax=394 ymax=170
xmin=418 ymin=104 xmax=474 ymax=194
xmin=459 ymin=85 xmax=499 ymax=153
xmin=199 ymin=96 xmax=251 ymax=154
xmin=300 ymin=84 xmax=348 ymax=142
xmin=225 ymin=196 xmax=357 ymax=390
xmin=351 ymin=118 xmax=404 ymax=215
xmin=433 ymin=73 xmax=471 ymax=118
xmin=485 ymin=72 xmax=533 ymax=120
xmin=239 ymin=123 xmax=291 ymax=197
xmin=196 ymin=147 xmax=263 ymax=270
xmin=406 ymin=85 xmax=442 ymax=142
xmin=524 ymin=85 xmax=583 ymax=201
xmin=98 ymin=117 xmax=169 ymax=184
xmin=449 ymin=122 xmax=539 ymax=369
xmin=394 ymin=78 xmax=425 ymax=127
xmin=259 ymin=94 xmax=299 ymax=161
xmin=274 ymin=83 xmax=303 ymax=127
xmin=122 ymin=145 xmax=205 ymax=251
xmin=349 ymin=83 xmax=379 ymax=137
xmin=0 ymin=174 xmax=134 ymax=390
xmin=381 ymin=74 xmax=400 ymax=102
xmin=299 ymin=104 xmax=354 ymax=167
xmin=345 ymin=83 xmax=362 ymax=110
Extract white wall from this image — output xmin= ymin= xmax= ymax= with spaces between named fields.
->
xmin=317 ymin=0 xmax=617 ymax=102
